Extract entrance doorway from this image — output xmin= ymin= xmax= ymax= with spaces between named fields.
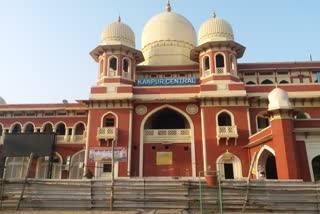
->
xmin=257 ymin=148 xmax=278 ymax=179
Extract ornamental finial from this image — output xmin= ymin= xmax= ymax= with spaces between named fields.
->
xmin=212 ymin=11 xmax=216 ymax=18
xmin=118 ymin=15 xmax=121 ymax=22
xmin=166 ymin=0 xmax=171 ymax=12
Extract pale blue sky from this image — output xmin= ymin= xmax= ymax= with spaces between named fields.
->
xmin=0 ymin=0 xmax=319 ymax=104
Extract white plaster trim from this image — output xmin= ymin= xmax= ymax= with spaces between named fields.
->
xmin=84 ymin=110 xmax=91 ymax=173
xmin=127 ymin=109 xmax=133 ymax=176
xmin=139 ymin=104 xmax=196 ymax=178
xmin=246 ymin=109 xmax=252 ymax=136
xmin=200 ymin=108 xmax=207 ymax=172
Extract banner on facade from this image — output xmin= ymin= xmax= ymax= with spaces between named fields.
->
xmin=89 ymin=147 xmax=127 ymax=162
xmin=136 ymin=77 xmax=197 ymax=86
xmin=156 ymin=152 xmax=173 ymax=165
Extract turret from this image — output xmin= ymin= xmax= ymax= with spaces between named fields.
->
xmin=191 ymin=13 xmax=245 ymax=84
xmin=90 ymin=17 xmax=144 ymax=87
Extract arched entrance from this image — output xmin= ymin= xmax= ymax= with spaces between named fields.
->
xmin=312 ymin=155 xmax=320 ymax=182
xmin=257 ymin=147 xmax=278 ymax=179
xmin=216 ymin=152 xmax=242 ymax=179
xmin=140 ymin=105 xmax=195 ymax=177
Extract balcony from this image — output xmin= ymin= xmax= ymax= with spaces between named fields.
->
xmin=71 ymin=135 xmax=85 ymax=143
xmin=97 ymin=127 xmax=118 ymax=140
xmin=122 ymin=72 xmax=130 ymax=79
xmin=56 ymin=135 xmax=70 ymax=144
xmin=216 ymin=126 xmax=238 ymax=145
xmin=203 ymin=69 xmax=211 ymax=77
xmin=216 ymin=67 xmax=225 ymax=74
xmin=144 ymin=129 xmax=191 ymax=143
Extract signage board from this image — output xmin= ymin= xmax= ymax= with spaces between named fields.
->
xmin=156 ymin=152 xmax=173 ymax=165
xmin=136 ymin=77 xmax=197 ymax=87
xmin=89 ymin=147 xmax=127 ymax=162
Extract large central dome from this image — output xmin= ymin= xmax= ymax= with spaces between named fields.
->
xmin=140 ymin=3 xmax=197 ymax=66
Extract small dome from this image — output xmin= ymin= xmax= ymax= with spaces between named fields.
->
xmin=268 ymin=88 xmax=292 ymax=111
xmin=198 ymin=14 xmax=234 ymax=46
xmin=0 ymin=96 xmax=6 ymax=105
xmin=101 ymin=17 xmax=135 ymax=48
xmin=141 ymin=5 xmax=197 ymax=65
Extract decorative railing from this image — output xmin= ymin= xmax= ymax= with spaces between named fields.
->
xmin=216 ymin=125 xmax=238 ymax=145
xmin=203 ymin=69 xmax=211 ymax=77
xmin=122 ymin=72 xmax=130 ymax=79
xmin=108 ymin=70 xmax=117 ymax=77
xmin=97 ymin=127 xmax=118 ymax=140
xmin=56 ymin=135 xmax=68 ymax=143
xmin=71 ymin=135 xmax=85 ymax=143
xmin=144 ymin=129 xmax=191 ymax=143
xmin=216 ymin=67 xmax=225 ymax=74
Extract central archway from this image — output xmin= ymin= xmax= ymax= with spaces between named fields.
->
xmin=139 ymin=105 xmax=195 ymax=177
xmin=257 ymin=146 xmax=278 ymax=179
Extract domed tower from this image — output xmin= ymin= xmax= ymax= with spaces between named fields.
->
xmin=90 ymin=17 xmax=144 ymax=87
xmin=140 ymin=1 xmax=197 ymax=65
xmin=191 ymin=13 xmax=245 ymax=84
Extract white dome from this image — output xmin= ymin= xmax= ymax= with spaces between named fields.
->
xmin=0 ymin=96 xmax=6 ymax=105
xmin=101 ymin=17 xmax=135 ymax=48
xmin=268 ymin=88 xmax=292 ymax=111
xmin=198 ymin=15 xmax=234 ymax=46
xmin=141 ymin=9 xmax=197 ymax=65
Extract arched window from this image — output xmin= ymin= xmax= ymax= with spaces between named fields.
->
xmin=203 ymin=56 xmax=210 ymax=71
xmin=256 ymin=115 xmax=270 ymax=131
xmin=74 ymin=123 xmax=85 ymax=135
xmin=4 ymin=157 xmax=29 ymax=179
xmin=36 ymin=153 xmax=62 ymax=179
xmin=123 ymin=58 xmax=130 ymax=73
xmin=144 ymin=108 xmax=189 ymax=129
xmin=215 ymin=54 xmax=225 ymax=68
xmin=312 ymin=155 xmax=320 ymax=181
xmin=295 ymin=111 xmax=310 ymax=119
xmin=230 ymin=54 xmax=237 ymax=75
xmin=216 ymin=152 xmax=242 ymax=179
xmin=24 ymin=123 xmax=34 ymax=133
xmin=69 ymin=150 xmax=85 ymax=179
xmin=103 ymin=113 xmax=117 ymax=127
xmin=43 ymin=123 xmax=53 ymax=133
xmin=246 ymin=81 xmax=256 ymax=85
xmin=108 ymin=57 xmax=117 ymax=77
xmin=279 ymin=80 xmax=289 ymax=84
xmin=56 ymin=123 xmax=66 ymax=135
xmin=218 ymin=112 xmax=232 ymax=126
xmin=11 ymin=123 xmax=22 ymax=134
xmin=261 ymin=79 xmax=273 ymax=84
xmin=99 ymin=59 xmax=104 ymax=74
xmin=215 ymin=54 xmax=225 ymax=74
